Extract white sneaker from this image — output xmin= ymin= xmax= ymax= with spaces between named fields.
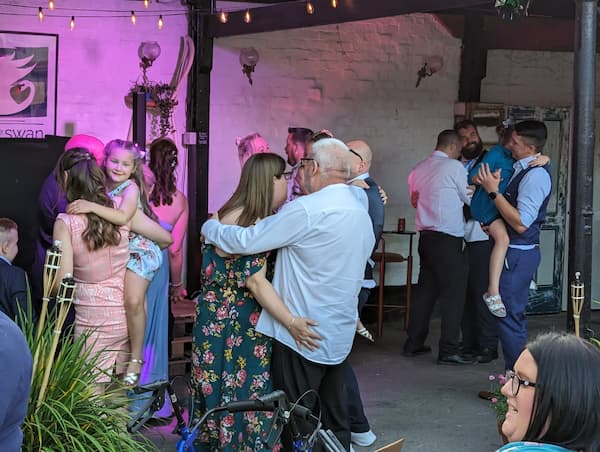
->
xmin=351 ymin=430 xmax=377 ymax=447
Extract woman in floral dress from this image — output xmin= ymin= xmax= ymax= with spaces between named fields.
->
xmin=191 ymin=153 xmax=317 ymax=451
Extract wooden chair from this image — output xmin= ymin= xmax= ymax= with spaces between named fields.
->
xmin=371 ymin=234 xmax=412 ymax=336
xmin=375 ymin=438 xmax=405 ymax=452
xmin=169 ymin=299 xmax=196 ymax=376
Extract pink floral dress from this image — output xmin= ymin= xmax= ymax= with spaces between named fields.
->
xmin=191 ymin=244 xmax=281 ymax=452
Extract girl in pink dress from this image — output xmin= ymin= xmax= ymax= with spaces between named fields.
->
xmin=53 ymin=148 xmax=130 ymax=388
xmin=66 ymin=140 xmax=172 ymax=386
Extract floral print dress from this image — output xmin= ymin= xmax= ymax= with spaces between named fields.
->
xmin=191 ymin=244 xmax=281 ymax=452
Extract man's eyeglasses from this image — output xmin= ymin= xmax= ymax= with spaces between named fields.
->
xmin=279 ymin=171 xmax=294 ymax=181
xmin=348 ymin=148 xmax=363 ymax=162
xmin=311 ymin=131 xmax=333 ymax=142
xmin=299 ymin=157 xmax=316 ymax=169
xmin=505 ymin=370 xmax=536 ymax=396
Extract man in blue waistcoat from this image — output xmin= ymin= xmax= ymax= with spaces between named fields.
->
xmin=477 ymin=120 xmax=551 ymax=370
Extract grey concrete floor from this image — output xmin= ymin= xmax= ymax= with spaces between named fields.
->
xmin=143 ymin=308 xmax=598 ymax=452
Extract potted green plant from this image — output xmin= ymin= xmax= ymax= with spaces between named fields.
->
xmin=487 ymin=373 xmax=509 ymax=444
xmin=18 ymin=266 xmax=155 ymax=451
xmin=127 ymin=82 xmax=178 ymax=137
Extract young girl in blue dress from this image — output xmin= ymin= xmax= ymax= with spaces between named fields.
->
xmin=66 ymin=139 xmax=172 ymax=385
xmin=469 ymin=127 xmax=548 ymax=318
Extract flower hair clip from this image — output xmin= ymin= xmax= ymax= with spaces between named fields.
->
xmin=502 ymin=118 xmax=514 ymax=129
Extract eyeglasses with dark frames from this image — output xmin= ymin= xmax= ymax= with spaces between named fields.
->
xmin=348 ymin=148 xmax=363 ymax=162
xmin=280 ymin=171 xmax=294 ymax=181
xmin=311 ymin=131 xmax=333 ymax=142
xmin=299 ymin=157 xmax=316 ymax=168
xmin=505 ymin=370 xmax=536 ymax=396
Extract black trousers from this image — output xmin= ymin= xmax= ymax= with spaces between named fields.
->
xmin=344 ymin=360 xmax=370 ymax=433
xmin=406 ymin=231 xmax=467 ymax=357
xmin=461 ymin=239 xmax=499 ymax=352
xmin=271 ymin=340 xmax=350 ymax=451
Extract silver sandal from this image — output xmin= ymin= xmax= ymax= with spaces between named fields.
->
xmin=483 ymin=293 xmax=507 ymax=318
xmin=123 ymin=358 xmax=144 ymax=386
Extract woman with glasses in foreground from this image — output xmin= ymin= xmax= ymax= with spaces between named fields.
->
xmin=497 ymin=332 xmax=600 ymax=452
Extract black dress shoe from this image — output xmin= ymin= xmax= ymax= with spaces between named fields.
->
xmin=402 ymin=345 xmax=432 ymax=357
xmin=437 ymin=354 xmax=475 ymax=365
xmin=478 ymin=390 xmax=494 ymax=401
xmin=477 ymin=348 xmax=499 ymax=364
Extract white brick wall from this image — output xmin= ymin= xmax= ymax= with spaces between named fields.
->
xmin=482 ymin=50 xmax=574 ymax=107
xmin=0 ymin=0 xmax=189 ymax=188
xmin=210 ymin=14 xmax=463 ymax=283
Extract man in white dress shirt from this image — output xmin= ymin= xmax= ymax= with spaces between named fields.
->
xmin=202 ymin=138 xmax=374 ymax=450
xmin=404 ymin=129 xmax=473 ymax=365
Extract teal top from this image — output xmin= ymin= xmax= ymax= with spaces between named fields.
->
xmin=498 ymin=442 xmax=574 ymax=452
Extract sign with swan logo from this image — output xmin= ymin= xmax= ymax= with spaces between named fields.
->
xmin=0 ymin=31 xmax=57 ymax=138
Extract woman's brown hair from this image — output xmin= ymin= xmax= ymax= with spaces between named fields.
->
xmin=218 ymin=153 xmax=286 ymax=227
xmin=57 ymin=148 xmax=121 ymax=251
xmin=149 ymin=137 xmax=178 ymax=206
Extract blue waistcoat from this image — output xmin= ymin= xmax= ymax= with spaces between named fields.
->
xmin=503 ymin=165 xmax=551 ymax=246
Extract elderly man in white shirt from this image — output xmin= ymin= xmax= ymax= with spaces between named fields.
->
xmin=202 ymin=137 xmax=374 ymax=450
xmin=404 ymin=129 xmax=473 ymax=365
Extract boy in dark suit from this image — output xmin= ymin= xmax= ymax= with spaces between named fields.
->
xmin=0 ymin=218 xmax=34 ymax=324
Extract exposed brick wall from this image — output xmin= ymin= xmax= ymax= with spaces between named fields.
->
xmin=482 ymin=50 xmax=574 ymax=106
xmin=1 ymin=0 xmax=189 ymax=188
xmin=210 ymin=14 xmax=462 ymax=283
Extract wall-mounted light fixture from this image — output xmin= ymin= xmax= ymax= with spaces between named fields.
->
xmin=138 ymin=41 xmax=161 ymax=85
xmin=239 ymin=47 xmax=260 ymax=85
xmin=415 ymin=55 xmax=443 ymax=87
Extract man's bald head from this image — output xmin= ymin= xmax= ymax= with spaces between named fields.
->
xmin=346 ymin=139 xmax=373 ymax=177
xmin=65 ymin=134 xmax=104 ymax=163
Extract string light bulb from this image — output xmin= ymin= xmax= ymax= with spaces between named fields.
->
xmin=144 ymin=0 xmax=149 ymax=7
xmin=330 ymin=0 xmax=338 ymax=7
xmin=48 ymin=0 xmax=55 ymax=10
xmin=157 ymin=15 xmax=164 ymax=30
xmin=243 ymin=9 xmax=251 ymax=23
xmin=38 ymin=7 xmax=44 ymax=22
xmin=69 ymin=15 xmax=75 ymax=31
xmin=306 ymin=1 xmax=315 ymax=14
xmin=218 ymin=10 xmax=228 ymax=24
xmin=130 ymin=10 xmax=136 ymax=25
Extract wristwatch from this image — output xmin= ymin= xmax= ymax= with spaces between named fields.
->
xmin=488 ymin=191 xmax=499 ymax=200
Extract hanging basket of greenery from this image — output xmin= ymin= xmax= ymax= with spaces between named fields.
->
xmin=494 ymin=0 xmax=531 ymax=21
xmin=126 ymin=82 xmax=178 ymax=138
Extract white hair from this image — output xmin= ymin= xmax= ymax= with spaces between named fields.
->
xmin=311 ymin=138 xmax=351 ymax=178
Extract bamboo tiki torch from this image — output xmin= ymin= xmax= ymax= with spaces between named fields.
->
xmin=570 ymin=272 xmax=584 ymax=338
xmin=36 ymin=274 xmax=76 ymax=411
xmin=36 ymin=240 xmax=62 ymax=341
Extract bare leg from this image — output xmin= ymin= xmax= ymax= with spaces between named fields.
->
xmin=486 ymin=219 xmax=509 ymax=296
xmin=124 ymin=269 xmax=150 ymax=385
xmin=483 ymin=219 xmax=509 ymax=317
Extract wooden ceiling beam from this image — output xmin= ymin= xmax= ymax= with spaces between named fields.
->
xmin=206 ymin=0 xmax=490 ymax=38
xmin=483 ymin=16 xmax=575 ymax=52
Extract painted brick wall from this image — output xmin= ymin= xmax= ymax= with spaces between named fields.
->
xmin=482 ymin=50 xmax=575 ymax=107
xmin=210 ymin=14 xmax=462 ymax=283
xmin=1 ymin=0 xmax=189 ymax=187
